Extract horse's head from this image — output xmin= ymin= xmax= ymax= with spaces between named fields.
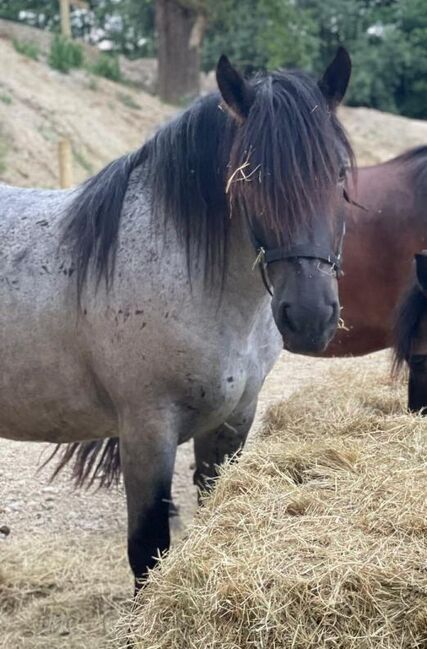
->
xmin=217 ymin=49 xmax=353 ymax=354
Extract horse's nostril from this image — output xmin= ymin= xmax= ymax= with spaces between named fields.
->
xmin=279 ymin=302 xmax=338 ymax=335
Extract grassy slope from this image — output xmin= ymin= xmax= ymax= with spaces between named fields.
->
xmin=1 ymin=34 xmax=427 ymax=191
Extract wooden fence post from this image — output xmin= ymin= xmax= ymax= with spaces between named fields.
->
xmin=59 ymin=0 xmax=72 ymax=38
xmin=58 ymin=138 xmax=73 ymax=188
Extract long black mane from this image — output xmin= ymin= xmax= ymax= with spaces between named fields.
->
xmin=62 ymin=70 xmax=354 ymax=300
xmin=62 ymin=92 xmax=234 ymax=299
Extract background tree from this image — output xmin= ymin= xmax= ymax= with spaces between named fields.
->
xmin=1 ymin=0 xmax=426 ymax=117
xmin=155 ymin=0 xmax=205 ymax=103
xmin=302 ymin=0 xmax=427 ymax=118
xmin=0 ymin=0 xmax=155 ymax=56
xmin=0 ymin=0 xmax=59 ymax=27
xmin=203 ymin=0 xmax=317 ymax=74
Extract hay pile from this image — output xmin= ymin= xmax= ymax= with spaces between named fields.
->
xmin=121 ymin=367 xmax=427 ymax=649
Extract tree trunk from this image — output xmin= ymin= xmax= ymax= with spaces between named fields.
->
xmin=156 ymin=0 xmax=205 ymax=104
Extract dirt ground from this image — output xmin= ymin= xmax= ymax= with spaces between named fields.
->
xmin=0 ymin=37 xmax=173 ymax=189
xmin=0 ymin=350 xmax=391 ymax=649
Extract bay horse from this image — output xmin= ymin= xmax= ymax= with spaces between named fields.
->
xmin=0 ymin=49 xmax=354 ymax=589
xmin=324 ymin=145 xmax=427 ymax=356
xmin=394 ymin=251 xmax=427 ymax=412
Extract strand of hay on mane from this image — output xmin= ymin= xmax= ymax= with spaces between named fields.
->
xmin=120 ymin=367 xmax=427 ymax=649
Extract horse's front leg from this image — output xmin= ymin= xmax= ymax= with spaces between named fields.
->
xmin=120 ymin=415 xmax=178 ymax=592
xmin=193 ymin=400 xmax=257 ymax=497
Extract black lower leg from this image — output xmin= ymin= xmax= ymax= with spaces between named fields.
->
xmin=408 ymin=355 xmax=427 ymax=413
xmin=128 ymin=488 xmax=171 ymax=592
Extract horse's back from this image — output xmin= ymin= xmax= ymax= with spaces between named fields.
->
xmin=0 ymin=185 xmax=68 ymax=280
xmin=0 ymin=184 xmax=73 ymax=318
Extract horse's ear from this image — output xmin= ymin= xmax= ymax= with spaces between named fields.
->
xmin=415 ymin=251 xmax=427 ymax=292
xmin=318 ymin=47 xmax=351 ymax=110
xmin=216 ymin=55 xmax=255 ymax=122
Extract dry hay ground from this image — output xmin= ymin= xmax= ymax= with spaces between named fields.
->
xmin=0 ymin=535 xmax=128 ymax=649
xmin=122 ymin=366 xmax=427 ymax=649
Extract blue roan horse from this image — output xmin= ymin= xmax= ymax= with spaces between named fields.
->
xmin=0 ymin=50 xmax=354 ymax=590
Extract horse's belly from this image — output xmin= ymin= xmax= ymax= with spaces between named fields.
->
xmin=0 ymin=318 xmax=117 ymax=443
xmin=0 ymin=368 xmax=117 ymax=442
xmin=0 ymin=406 xmax=115 ymax=443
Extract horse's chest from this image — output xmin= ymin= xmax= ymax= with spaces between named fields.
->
xmin=173 ymin=352 xmax=264 ymax=443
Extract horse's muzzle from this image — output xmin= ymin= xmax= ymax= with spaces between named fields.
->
xmin=277 ymin=302 xmax=339 ymax=354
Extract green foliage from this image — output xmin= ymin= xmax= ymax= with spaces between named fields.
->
xmin=303 ymin=0 xmax=427 ymax=119
xmin=0 ymin=0 xmax=58 ymax=26
xmin=12 ymin=38 xmax=39 ymax=60
xmin=257 ymin=0 xmax=318 ymax=71
xmin=203 ymin=0 xmax=318 ymax=72
xmin=2 ymin=0 xmax=427 ymax=118
xmin=394 ymin=0 xmax=427 ymax=118
xmin=90 ymin=0 xmax=155 ymax=59
xmin=90 ymin=54 xmax=122 ymax=82
xmin=48 ymin=35 xmax=84 ymax=73
xmin=0 ymin=0 xmax=154 ymax=57
xmin=204 ymin=0 xmax=427 ymax=119
xmin=0 ymin=92 xmax=12 ymax=104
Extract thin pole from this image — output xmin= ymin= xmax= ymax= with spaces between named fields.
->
xmin=59 ymin=0 xmax=71 ymax=38
xmin=58 ymin=138 xmax=73 ymax=188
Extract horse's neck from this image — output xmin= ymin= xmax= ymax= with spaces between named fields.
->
xmin=211 ymin=215 xmax=271 ymax=330
xmin=222 ymin=211 xmax=270 ymax=313
xmin=116 ymin=163 xmax=270 ymax=335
